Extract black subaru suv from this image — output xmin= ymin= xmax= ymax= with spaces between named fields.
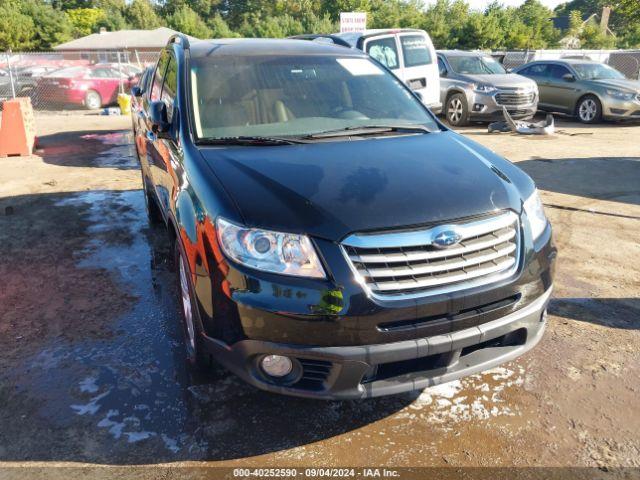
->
xmin=133 ymin=34 xmax=556 ymax=399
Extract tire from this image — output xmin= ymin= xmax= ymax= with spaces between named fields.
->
xmin=84 ymin=90 xmax=102 ymax=110
xmin=175 ymin=241 xmax=211 ymax=371
xmin=445 ymin=93 xmax=469 ymax=127
xmin=576 ymin=95 xmax=602 ymax=124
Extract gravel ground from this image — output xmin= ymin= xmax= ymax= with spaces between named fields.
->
xmin=0 ymin=113 xmax=638 ymax=478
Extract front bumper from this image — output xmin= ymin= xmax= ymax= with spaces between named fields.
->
xmin=602 ymin=96 xmax=640 ymax=120
xmin=467 ymin=90 xmax=538 ymax=121
xmin=202 ymin=287 xmax=552 ymax=400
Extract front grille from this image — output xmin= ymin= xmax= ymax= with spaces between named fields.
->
xmin=495 ymin=91 xmax=535 ymax=107
xmin=342 ymin=211 xmax=520 ymax=299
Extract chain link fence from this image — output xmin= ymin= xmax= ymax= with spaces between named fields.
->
xmin=494 ymin=49 xmax=640 ymax=79
xmin=2 ymin=48 xmax=640 ymax=113
xmin=1 ymin=50 xmax=160 ymax=112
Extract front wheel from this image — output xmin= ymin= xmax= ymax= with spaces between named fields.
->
xmin=84 ymin=90 xmax=102 ymax=110
xmin=446 ymin=93 xmax=469 ymax=127
xmin=576 ymin=95 xmax=602 ymax=124
xmin=176 ymin=242 xmax=211 ymax=371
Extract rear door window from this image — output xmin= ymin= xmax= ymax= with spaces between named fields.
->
xmin=161 ymin=54 xmax=178 ymax=122
xmin=400 ymin=35 xmax=433 ymax=67
xmin=547 ymin=64 xmax=572 ymax=79
xmin=520 ymin=64 xmax=549 ymax=77
xmin=150 ymin=50 xmax=170 ymax=102
xmin=366 ymin=37 xmax=399 ymax=70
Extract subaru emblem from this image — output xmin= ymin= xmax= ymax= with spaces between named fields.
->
xmin=432 ymin=228 xmax=463 ymax=249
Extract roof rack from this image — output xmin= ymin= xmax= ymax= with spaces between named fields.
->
xmin=168 ymin=33 xmax=190 ymax=50
xmin=288 ymin=34 xmax=352 ymax=49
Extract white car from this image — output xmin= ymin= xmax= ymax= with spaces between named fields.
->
xmin=292 ymin=29 xmax=442 ymax=114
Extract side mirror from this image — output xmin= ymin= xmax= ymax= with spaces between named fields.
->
xmin=149 ymin=101 xmax=171 ymax=138
xmin=131 ymin=86 xmax=143 ymax=97
xmin=439 ymin=68 xmax=447 ymax=77
xmin=562 ymin=73 xmax=576 ymax=82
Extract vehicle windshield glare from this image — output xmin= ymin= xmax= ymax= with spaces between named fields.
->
xmin=448 ymin=55 xmax=506 ymax=75
xmin=45 ymin=67 xmax=87 ymax=78
xmin=572 ymin=63 xmax=625 ymax=80
xmin=190 ymin=55 xmax=439 ymax=140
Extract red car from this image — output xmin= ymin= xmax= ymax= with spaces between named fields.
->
xmin=37 ymin=65 xmax=138 ymax=110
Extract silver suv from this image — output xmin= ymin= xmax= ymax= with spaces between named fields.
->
xmin=437 ymin=50 xmax=539 ymax=126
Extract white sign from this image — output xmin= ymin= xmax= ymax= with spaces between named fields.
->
xmin=340 ymin=12 xmax=367 ymax=33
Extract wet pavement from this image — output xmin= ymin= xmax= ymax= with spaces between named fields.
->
xmin=0 ymin=115 xmax=638 ymax=472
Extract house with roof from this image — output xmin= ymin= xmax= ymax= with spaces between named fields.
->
xmin=53 ymin=27 xmax=197 ymax=63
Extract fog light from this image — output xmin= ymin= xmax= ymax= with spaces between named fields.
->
xmin=261 ymin=355 xmax=293 ymax=377
xmin=473 ymin=103 xmax=484 ymax=111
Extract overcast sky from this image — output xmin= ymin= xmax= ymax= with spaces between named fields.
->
xmin=423 ymin=0 xmax=570 ymax=9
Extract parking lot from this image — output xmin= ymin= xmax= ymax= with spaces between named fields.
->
xmin=0 ymin=112 xmax=638 ymax=476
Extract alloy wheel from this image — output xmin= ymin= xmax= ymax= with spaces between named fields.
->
xmin=448 ymin=97 xmax=464 ymax=124
xmin=179 ymin=255 xmax=196 ymax=355
xmin=85 ymin=91 xmax=101 ymax=110
xmin=579 ymin=99 xmax=598 ymax=122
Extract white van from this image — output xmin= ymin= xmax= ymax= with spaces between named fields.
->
xmin=292 ymin=29 xmax=442 ymax=114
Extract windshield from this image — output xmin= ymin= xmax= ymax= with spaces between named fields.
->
xmin=190 ymin=55 xmax=438 ymax=140
xmin=448 ymin=55 xmax=506 ymax=75
xmin=46 ymin=67 xmax=87 ymax=78
xmin=573 ymin=63 xmax=625 ymax=80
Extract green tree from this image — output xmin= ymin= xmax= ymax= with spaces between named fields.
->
xmin=17 ymin=0 xmax=73 ymax=49
xmin=66 ymin=7 xmax=107 ymax=36
xmin=0 ymin=1 xmax=35 ymax=50
xmin=517 ymin=0 xmax=560 ymax=48
xmin=92 ymin=0 xmax=129 ymax=32
xmin=579 ymin=17 xmax=617 ymax=47
xmin=125 ymin=0 xmax=162 ymax=29
xmin=167 ymin=4 xmax=212 ymax=38
xmin=615 ymin=0 xmax=640 ymax=21
xmin=458 ymin=11 xmax=504 ymax=49
xmin=422 ymin=0 xmax=470 ymax=49
xmin=208 ymin=12 xmax=239 ymax=37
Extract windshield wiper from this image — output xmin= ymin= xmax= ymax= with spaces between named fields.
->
xmin=196 ymin=135 xmax=309 ymax=146
xmin=306 ymin=124 xmax=433 ymax=139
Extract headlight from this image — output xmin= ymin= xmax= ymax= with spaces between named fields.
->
xmin=216 ymin=218 xmax=326 ymax=278
xmin=523 ymin=189 xmax=548 ymax=241
xmin=473 ymin=84 xmax=497 ymax=93
xmin=605 ymin=89 xmax=635 ymax=101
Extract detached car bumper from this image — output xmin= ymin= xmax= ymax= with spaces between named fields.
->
xmin=427 ymin=101 xmax=443 ymax=115
xmin=202 ymin=286 xmax=552 ymax=400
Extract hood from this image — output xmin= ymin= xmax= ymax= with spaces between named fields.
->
xmin=589 ymin=78 xmax=640 ymax=92
xmin=200 ymin=131 xmax=527 ymax=242
xmin=463 ymin=73 xmax=536 ymax=90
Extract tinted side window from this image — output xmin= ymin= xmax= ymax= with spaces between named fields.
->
xmin=162 ymin=54 xmax=178 ymax=121
xmin=400 ymin=35 xmax=433 ymax=67
xmin=150 ymin=50 xmax=170 ymax=102
xmin=521 ymin=64 xmax=549 ymax=77
xmin=366 ymin=37 xmax=399 ymax=70
xmin=548 ymin=64 xmax=571 ymax=79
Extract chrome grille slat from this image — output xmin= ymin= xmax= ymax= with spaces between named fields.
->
xmin=370 ymin=257 xmax=516 ymax=292
xmin=341 ymin=211 xmax=520 ymax=299
xmin=349 ymin=227 xmax=516 ymax=263
xmin=495 ymin=91 xmax=535 ymax=106
xmin=357 ymin=242 xmax=516 ymax=278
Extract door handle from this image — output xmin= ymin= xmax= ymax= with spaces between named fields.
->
xmin=408 ymin=77 xmax=427 ymax=90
